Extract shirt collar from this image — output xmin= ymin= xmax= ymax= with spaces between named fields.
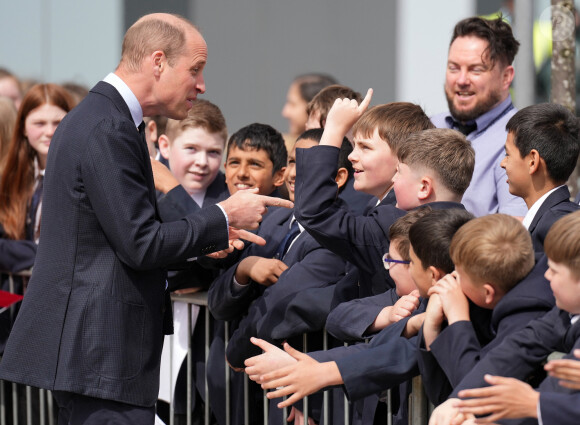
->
xmin=522 ymin=185 xmax=564 ymax=229
xmin=103 ymin=73 xmax=143 ymax=128
xmin=291 ymin=215 xmax=304 ymax=233
xmin=444 ymin=95 xmax=513 ymax=135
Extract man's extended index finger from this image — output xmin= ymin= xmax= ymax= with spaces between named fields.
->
xmin=236 ymin=229 xmax=267 ymax=246
xmin=262 ymin=196 xmax=294 ymax=209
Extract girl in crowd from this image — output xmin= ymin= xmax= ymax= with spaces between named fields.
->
xmin=0 ymin=96 xmax=17 ymax=175
xmin=0 ymin=83 xmax=74 ymax=287
xmin=281 ymin=73 xmax=337 ymax=140
xmin=0 ymin=83 xmax=73 ymax=422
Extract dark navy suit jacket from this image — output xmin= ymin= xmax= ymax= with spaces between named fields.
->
xmin=0 ymin=81 xmax=229 ymax=407
xmin=418 ymin=254 xmax=555 ymax=405
xmin=528 ymin=185 xmax=578 ymax=253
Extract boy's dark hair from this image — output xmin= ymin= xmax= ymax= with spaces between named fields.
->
xmin=450 ymin=214 xmax=535 ymax=293
xmin=306 ymin=85 xmax=362 ymax=128
xmin=389 ymin=206 xmax=432 ymax=262
xmin=352 ymin=102 xmax=434 ymax=155
xmin=545 ymin=210 xmax=580 ymax=279
xmin=227 ymin=123 xmax=287 ymax=173
xmin=294 ymin=73 xmax=339 ymax=103
xmin=296 ymin=128 xmax=353 ymax=190
xmin=409 ymin=209 xmax=474 ymax=274
xmin=506 ymin=103 xmax=580 ymax=184
xmin=451 ymin=16 xmax=520 ymax=67
xmin=398 ymin=128 xmax=475 ymax=197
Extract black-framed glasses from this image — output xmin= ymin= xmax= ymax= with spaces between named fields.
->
xmin=382 ymin=253 xmax=410 ymax=270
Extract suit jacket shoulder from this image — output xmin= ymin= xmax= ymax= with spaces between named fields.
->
xmin=529 ymin=186 xmax=579 ymax=252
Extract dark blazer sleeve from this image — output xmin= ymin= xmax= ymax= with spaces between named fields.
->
xmin=539 ymin=392 xmax=580 ymax=425
xmin=226 ymin=234 xmax=347 ymax=368
xmin=0 ymin=239 xmax=36 ymax=273
xmin=335 ymin=317 xmax=420 ymax=401
xmin=417 ymin=326 xmax=454 ymax=405
xmin=207 ymin=208 xmax=291 ymax=321
xmin=206 ymin=261 xmax=262 ymax=322
xmin=451 ymin=307 xmax=575 ymax=397
xmin=83 ymin=119 xmax=229 ymax=269
xmin=326 ymin=289 xmax=400 ymax=342
xmin=157 ymin=185 xmax=200 ymax=222
xmin=294 ymin=146 xmax=405 ymax=276
xmin=259 ymin=285 xmax=336 ymax=340
xmin=429 ymin=320 xmax=483 ymax=388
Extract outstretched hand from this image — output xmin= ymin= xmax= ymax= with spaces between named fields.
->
xmin=244 ymin=337 xmax=297 ymax=383
xmin=545 ymin=348 xmax=580 ymax=390
xmin=454 ymin=375 xmax=539 ymax=423
xmin=260 ymin=343 xmax=342 ymax=408
xmin=219 ymin=188 xmax=294 ymax=230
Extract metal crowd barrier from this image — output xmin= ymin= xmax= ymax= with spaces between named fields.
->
xmin=168 ymin=291 xmax=431 ymax=425
xmin=0 ymin=270 xmax=57 ymax=425
xmin=0 ymin=274 xmax=429 ymax=425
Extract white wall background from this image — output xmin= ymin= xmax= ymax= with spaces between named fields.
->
xmin=395 ymin=0 xmax=475 ymax=116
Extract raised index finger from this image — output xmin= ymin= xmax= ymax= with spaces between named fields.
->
xmin=358 ymin=88 xmax=374 ymax=113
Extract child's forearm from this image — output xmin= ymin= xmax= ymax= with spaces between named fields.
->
xmin=423 ymin=321 xmax=441 ymax=351
xmin=367 ymin=306 xmax=395 ymax=333
xmin=320 ymin=125 xmax=348 ymax=148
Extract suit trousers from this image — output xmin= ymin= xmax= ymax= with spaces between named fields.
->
xmin=53 ymin=391 xmax=155 ymax=425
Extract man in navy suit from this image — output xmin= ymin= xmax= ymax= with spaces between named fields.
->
xmin=0 ymin=13 xmax=290 ymax=425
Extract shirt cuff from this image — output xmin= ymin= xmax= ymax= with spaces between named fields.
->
xmin=216 ymin=203 xmax=229 ymax=231
xmin=232 ymin=275 xmax=249 ymax=293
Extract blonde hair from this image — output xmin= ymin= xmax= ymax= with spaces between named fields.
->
xmin=398 ymin=128 xmax=475 ymax=197
xmin=544 ymin=211 xmax=580 ymax=279
xmin=450 ymin=214 xmax=534 ymax=292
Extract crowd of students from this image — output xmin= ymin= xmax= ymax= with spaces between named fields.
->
xmin=1 ymin=12 xmax=580 ymax=425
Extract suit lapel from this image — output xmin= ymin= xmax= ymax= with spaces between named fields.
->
xmin=528 ymin=186 xmax=571 ymax=233
xmin=92 ymin=81 xmax=159 ymax=218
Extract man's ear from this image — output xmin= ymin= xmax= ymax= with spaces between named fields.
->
xmin=272 ymin=167 xmax=286 ymax=187
xmin=152 ymin=51 xmax=166 ymax=77
xmin=418 ymin=176 xmax=434 ymax=201
xmin=334 ymin=167 xmax=349 ymax=189
xmin=158 ymin=134 xmax=171 ymax=160
xmin=502 ymin=65 xmax=515 ymax=90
